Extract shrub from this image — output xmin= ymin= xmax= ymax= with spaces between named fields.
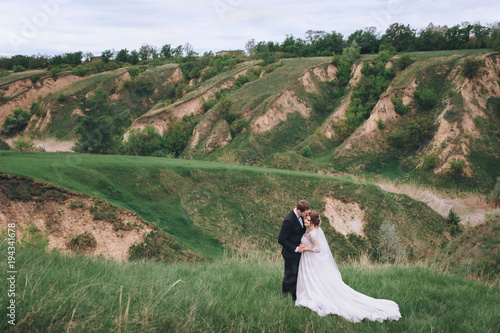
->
xmin=488 ymin=177 xmax=500 ymax=208
xmin=0 ymin=138 xmax=10 ymax=150
xmin=129 ymin=230 xmax=184 ymax=262
xmin=201 ymin=98 xmax=218 ymax=112
xmin=444 ymin=109 xmax=464 ymax=123
xmin=422 ymin=152 xmax=439 ymax=169
xmin=90 ymin=201 xmax=117 ymax=222
xmin=30 ymin=99 xmax=45 ymax=116
xmin=414 ymin=88 xmax=438 ymax=110
xmin=396 ymin=54 xmax=414 ymax=71
xmin=386 ymin=116 xmax=435 ymax=151
xmin=133 ymin=72 xmax=156 ymax=95
xmin=377 ymin=221 xmax=406 ymax=263
xmin=13 ymin=65 xmax=26 ymax=72
xmin=461 ymin=57 xmax=485 ymax=80
xmin=69 ymin=231 xmax=97 ymax=253
xmin=474 ymin=256 xmax=500 ymax=281
xmin=11 ymin=136 xmax=44 ymax=152
xmin=1 ymin=109 xmax=31 ymax=135
xmin=392 ymin=95 xmax=411 ymax=115
xmin=376 ymin=119 xmax=386 ymax=130
xmin=121 ymin=126 xmax=163 ymax=156
xmin=446 ymin=209 xmax=461 ymax=225
xmin=449 ymin=159 xmax=466 ymax=175
xmin=300 ymin=145 xmax=312 ymax=158
xmin=69 ymin=199 xmax=86 ymax=209
xmin=230 ymin=118 xmax=248 ymax=135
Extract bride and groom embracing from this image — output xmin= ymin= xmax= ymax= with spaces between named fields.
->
xmin=278 ymin=200 xmax=401 ymax=323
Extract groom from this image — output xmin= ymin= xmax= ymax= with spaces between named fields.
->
xmin=278 ymin=200 xmax=311 ymax=301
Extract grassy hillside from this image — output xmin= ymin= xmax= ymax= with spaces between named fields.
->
xmin=0 ymin=151 xmax=448 ymax=261
xmin=2 ymin=50 xmax=498 ymax=195
xmin=1 ymin=247 xmax=499 ymax=332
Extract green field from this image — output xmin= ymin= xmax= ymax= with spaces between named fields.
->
xmin=0 ymin=151 xmax=448 ymax=260
xmin=0 ymin=247 xmax=499 ymax=332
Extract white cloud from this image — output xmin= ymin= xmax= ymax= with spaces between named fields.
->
xmin=0 ymin=0 xmax=499 ymax=56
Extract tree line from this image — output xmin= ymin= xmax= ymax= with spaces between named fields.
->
xmin=1 ymin=21 xmax=499 ymax=74
xmin=247 ymin=22 xmax=500 ymax=59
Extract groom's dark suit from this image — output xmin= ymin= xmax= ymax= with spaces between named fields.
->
xmin=278 ymin=209 xmax=306 ymax=301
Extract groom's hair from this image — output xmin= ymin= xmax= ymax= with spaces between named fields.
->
xmin=296 ymin=200 xmax=311 ymax=213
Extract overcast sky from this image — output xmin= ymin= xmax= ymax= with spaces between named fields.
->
xmin=1 ymin=0 xmax=499 ymax=57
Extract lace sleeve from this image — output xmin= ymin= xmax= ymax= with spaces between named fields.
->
xmin=309 ymin=229 xmax=321 ymax=253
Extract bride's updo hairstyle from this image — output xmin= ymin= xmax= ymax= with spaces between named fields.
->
xmin=309 ymin=211 xmax=321 ymax=227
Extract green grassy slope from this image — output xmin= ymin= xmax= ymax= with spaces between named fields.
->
xmin=0 ymin=151 xmax=448 ymax=260
xmin=1 ymin=247 xmax=499 ymax=332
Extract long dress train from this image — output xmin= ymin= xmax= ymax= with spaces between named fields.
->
xmin=295 ymin=227 xmax=401 ymax=323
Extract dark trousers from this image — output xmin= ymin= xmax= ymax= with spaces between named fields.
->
xmin=282 ymin=256 xmax=301 ymax=300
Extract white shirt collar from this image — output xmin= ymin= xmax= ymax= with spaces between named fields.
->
xmin=294 ymin=208 xmax=303 ymax=225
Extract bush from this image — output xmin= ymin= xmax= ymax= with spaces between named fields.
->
xmin=414 ymin=88 xmax=438 ymax=110
xmin=0 ymin=137 xmax=10 ymax=150
xmin=11 ymin=136 xmax=44 ymax=152
xmin=129 ymin=230 xmax=184 ymax=262
xmin=396 ymin=54 xmax=414 ymax=71
xmin=230 ymin=118 xmax=248 ymax=135
xmin=90 ymin=201 xmax=117 ymax=222
xmin=30 ymin=99 xmax=45 ymax=116
xmin=392 ymin=95 xmax=411 ymax=115
xmin=201 ymin=98 xmax=218 ymax=112
xmin=377 ymin=221 xmax=406 ymax=263
xmin=300 ymin=145 xmax=312 ymax=158
xmin=1 ymin=109 xmax=31 ymax=135
xmin=376 ymin=119 xmax=386 ymax=130
xmin=387 ymin=116 xmax=435 ymax=151
xmin=133 ymin=72 xmax=156 ymax=95
xmin=488 ymin=177 xmax=500 ymax=208
xmin=422 ymin=152 xmax=439 ymax=169
xmin=449 ymin=159 xmax=466 ymax=175
xmin=12 ymin=65 xmax=26 ymax=73
xmin=461 ymin=57 xmax=485 ymax=80
xmin=122 ymin=126 xmax=163 ymax=156
xmin=69 ymin=231 xmax=97 ymax=253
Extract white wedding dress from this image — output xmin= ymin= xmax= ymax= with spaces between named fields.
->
xmin=295 ymin=227 xmax=402 ymax=322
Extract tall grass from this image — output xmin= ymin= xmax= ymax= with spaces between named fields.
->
xmin=1 ymin=246 xmax=499 ymax=332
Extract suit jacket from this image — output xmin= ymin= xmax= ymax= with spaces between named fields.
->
xmin=278 ymin=210 xmax=306 ymax=259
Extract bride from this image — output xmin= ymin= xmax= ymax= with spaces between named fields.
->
xmin=295 ymin=211 xmax=402 ymax=323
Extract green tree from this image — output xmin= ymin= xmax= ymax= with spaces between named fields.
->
xmin=446 ymin=209 xmax=461 ymax=225
xmin=414 ymin=88 xmax=438 ymax=110
xmin=1 ymin=109 xmax=31 ymax=136
xmin=163 ymin=119 xmax=194 ymax=157
xmin=115 ymin=49 xmax=129 ymax=63
xmin=346 ymin=28 xmax=380 ymax=54
xmin=161 ymin=44 xmax=172 ymax=58
xmin=382 ymin=23 xmax=416 ymax=52
xmin=73 ymin=88 xmax=130 ymax=154
xmin=121 ymin=126 xmax=163 ymax=156
xmin=101 ymin=50 xmax=114 ymax=63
